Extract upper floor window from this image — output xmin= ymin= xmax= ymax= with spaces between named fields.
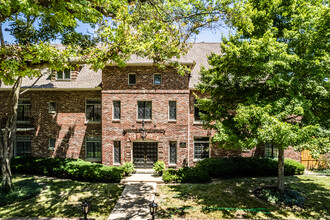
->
xmin=86 ymin=136 xmax=102 ymax=160
xmin=153 ymin=74 xmax=162 ymax=85
xmin=86 ymin=99 xmax=101 ymax=122
xmin=128 ymin=73 xmax=136 ymax=85
xmin=265 ymin=143 xmax=278 ymax=159
xmin=194 ymin=100 xmax=207 ymax=122
xmin=15 ymin=136 xmax=31 ymax=156
xmin=169 ymin=101 xmax=177 ymax=121
xmin=17 ymin=99 xmax=31 ymax=123
xmin=194 ymin=137 xmax=210 ymax=160
xmin=138 ymin=101 xmax=152 ymax=120
xmin=113 ymin=101 xmax=121 ymax=120
xmin=56 ymin=68 xmax=71 ymax=80
xmin=48 ymin=101 xmax=56 ymax=113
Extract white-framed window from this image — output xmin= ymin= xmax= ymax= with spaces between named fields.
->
xmin=15 ymin=136 xmax=31 ymax=156
xmin=56 ymin=68 xmax=71 ymax=80
xmin=265 ymin=143 xmax=278 ymax=159
xmin=169 ymin=141 xmax=177 ymax=164
xmin=194 ymin=137 xmax=210 ymax=160
xmin=85 ymin=99 xmax=101 ymax=122
xmin=85 ymin=136 xmax=102 ymax=160
xmin=137 ymin=101 xmax=152 ymax=120
xmin=169 ymin=101 xmax=177 ymax=121
xmin=153 ymin=73 xmax=162 ymax=85
xmin=194 ymin=100 xmax=207 ymax=122
xmin=113 ymin=101 xmax=121 ymax=120
xmin=49 ymin=138 xmax=56 ymax=150
xmin=113 ymin=141 xmax=121 ymax=164
xmin=128 ymin=73 xmax=136 ymax=85
xmin=17 ymin=99 xmax=31 ymax=123
xmin=48 ymin=101 xmax=56 ymax=113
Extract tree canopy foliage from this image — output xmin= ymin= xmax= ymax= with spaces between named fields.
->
xmin=197 ymin=0 xmax=329 ymax=190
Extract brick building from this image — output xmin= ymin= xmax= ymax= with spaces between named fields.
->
xmin=0 ymin=43 xmax=301 ymax=168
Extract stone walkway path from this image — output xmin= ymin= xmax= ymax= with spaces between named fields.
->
xmin=108 ymin=173 xmax=163 ymax=220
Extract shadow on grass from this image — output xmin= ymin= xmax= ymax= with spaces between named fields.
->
xmin=0 ymin=176 xmax=124 ymax=219
xmin=158 ymin=175 xmax=329 ymax=219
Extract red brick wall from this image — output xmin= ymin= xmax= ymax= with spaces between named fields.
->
xmin=0 ymin=90 xmax=101 ymax=159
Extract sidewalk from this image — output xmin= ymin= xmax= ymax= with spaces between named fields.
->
xmin=108 ymin=173 xmax=163 ymax=220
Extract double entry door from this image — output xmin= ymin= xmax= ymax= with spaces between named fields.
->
xmin=133 ymin=142 xmax=158 ymax=168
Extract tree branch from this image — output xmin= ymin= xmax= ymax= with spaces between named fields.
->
xmin=19 ymin=74 xmax=43 ymax=95
xmin=0 ymin=24 xmax=4 ymax=46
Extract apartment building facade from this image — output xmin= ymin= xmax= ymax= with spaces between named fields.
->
xmin=0 ymin=43 xmax=301 ymax=168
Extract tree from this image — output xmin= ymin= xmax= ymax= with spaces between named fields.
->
xmin=0 ymin=0 xmax=226 ymax=192
xmin=197 ymin=0 xmax=329 ymax=192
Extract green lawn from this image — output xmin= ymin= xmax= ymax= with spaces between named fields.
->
xmin=0 ymin=175 xmax=124 ymax=220
xmin=157 ymin=175 xmax=330 ymax=219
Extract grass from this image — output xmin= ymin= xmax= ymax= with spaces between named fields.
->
xmin=157 ymin=175 xmax=330 ymax=219
xmin=0 ymin=175 xmax=124 ymax=220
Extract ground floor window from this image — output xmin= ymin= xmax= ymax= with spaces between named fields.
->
xmin=15 ymin=136 xmax=31 ymax=156
xmin=194 ymin=137 xmax=209 ymax=160
xmin=114 ymin=141 xmax=121 ymax=164
xmin=86 ymin=137 xmax=101 ymax=160
xmin=265 ymin=143 xmax=278 ymax=159
xmin=169 ymin=141 xmax=177 ymax=164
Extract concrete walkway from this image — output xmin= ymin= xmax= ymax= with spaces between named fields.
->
xmin=108 ymin=173 xmax=163 ymax=220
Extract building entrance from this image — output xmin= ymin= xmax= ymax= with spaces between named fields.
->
xmin=133 ymin=142 xmax=158 ymax=168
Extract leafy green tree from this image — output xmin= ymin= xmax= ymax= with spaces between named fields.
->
xmin=197 ymin=0 xmax=329 ymax=192
xmin=0 ymin=0 xmax=226 ymax=192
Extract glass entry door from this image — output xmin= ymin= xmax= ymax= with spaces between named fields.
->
xmin=133 ymin=142 xmax=158 ymax=168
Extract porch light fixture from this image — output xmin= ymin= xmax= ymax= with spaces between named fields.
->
xmin=81 ymin=200 xmax=89 ymax=220
xmin=149 ymin=200 xmax=158 ymax=220
xmin=140 ymin=120 xmax=147 ymax=140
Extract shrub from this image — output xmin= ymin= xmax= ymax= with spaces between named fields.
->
xmin=162 ymin=168 xmax=179 ymax=183
xmin=11 ymin=157 xmax=124 ymax=183
xmin=153 ymin=160 xmax=165 ymax=175
xmin=0 ymin=179 xmax=43 ymax=206
xmin=177 ymin=167 xmax=211 ymax=183
xmin=196 ymin=157 xmax=305 ymax=179
xmin=122 ymin=161 xmax=135 ymax=176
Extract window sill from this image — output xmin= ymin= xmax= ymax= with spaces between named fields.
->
xmin=112 ymin=120 xmax=121 ymax=123
xmin=168 ymin=120 xmax=177 ymax=123
xmin=168 ymin=163 xmax=177 ymax=167
xmin=113 ymin=163 xmax=121 ymax=166
xmin=48 ymin=111 xmax=56 ymax=114
xmin=84 ymin=121 xmax=101 ymax=125
xmin=193 ymin=120 xmax=204 ymax=125
xmin=136 ymin=120 xmax=152 ymax=123
xmin=55 ymin=79 xmax=71 ymax=81
xmin=85 ymin=158 xmax=102 ymax=162
xmin=48 ymin=148 xmax=55 ymax=151
xmin=17 ymin=121 xmax=31 ymax=124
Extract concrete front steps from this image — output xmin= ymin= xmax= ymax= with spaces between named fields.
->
xmin=120 ymin=169 xmax=163 ymax=184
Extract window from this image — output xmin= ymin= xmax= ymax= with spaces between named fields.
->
xmin=169 ymin=101 xmax=177 ymax=120
xmin=113 ymin=101 xmax=121 ymax=120
xmin=153 ymin=74 xmax=162 ymax=85
xmin=49 ymin=138 xmax=56 ymax=150
xmin=194 ymin=137 xmax=210 ymax=160
xmin=265 ymin=143 xmax=278 ymax=159
xmin=169 ymin=141 xmax=177 ymax=164
xmin=48 ymin=101 xmax=56 ymax=113
xmin=17 ymin=100 xmax=31 ymax=123
xmin=15 ymin=136 xmax=31 ymax=156
xmin=56 ymin=68 xmax=71 ymax=80
xmin=114 ymin=141 xmax=121 ymax=164
xmin=138 ymin=101 xmax=152 ymax=120
xmin=128 ymin=73 xmax=136 ymax=85
xmin=194 ymin=100 xmax=207 ymax=121
xmin=86 ymin=99 xmax=101 ymax=122
xmin=86 ymin=137 xmax=101 ymax=160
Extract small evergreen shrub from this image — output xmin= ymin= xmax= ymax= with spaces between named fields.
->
xmin=0 ymin=179 xmax=43 ymax=206
xmin=122 ymin=161 xmax=135 ymax=176
xmin=153 ymin=160 xmax=166 ymax=175
xmin=11 ymin=157 xmax=124 ymax=183
xmin=284 ymin=159 xmax=305 ymax=175
xmin=162 ymin=168 xmax=179 ymax=183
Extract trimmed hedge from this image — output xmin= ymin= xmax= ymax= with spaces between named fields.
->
xmin=11 ymin=157 xmax=124 ymax=183
xmin=162 ymin=157 xmax=305 ymax=183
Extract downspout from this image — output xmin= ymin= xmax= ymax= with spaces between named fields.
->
xmin=187 ymin=90 xmax=190 ymax=167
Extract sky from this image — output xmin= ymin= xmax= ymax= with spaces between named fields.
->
xmin=2 ymin=20 xmax=232 ymax=44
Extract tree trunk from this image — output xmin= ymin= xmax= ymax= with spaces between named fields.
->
xmin=0 ymin=77 xmax=22 ymax=193
xmin=277 ymin=147 xmax=285 ymax=193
